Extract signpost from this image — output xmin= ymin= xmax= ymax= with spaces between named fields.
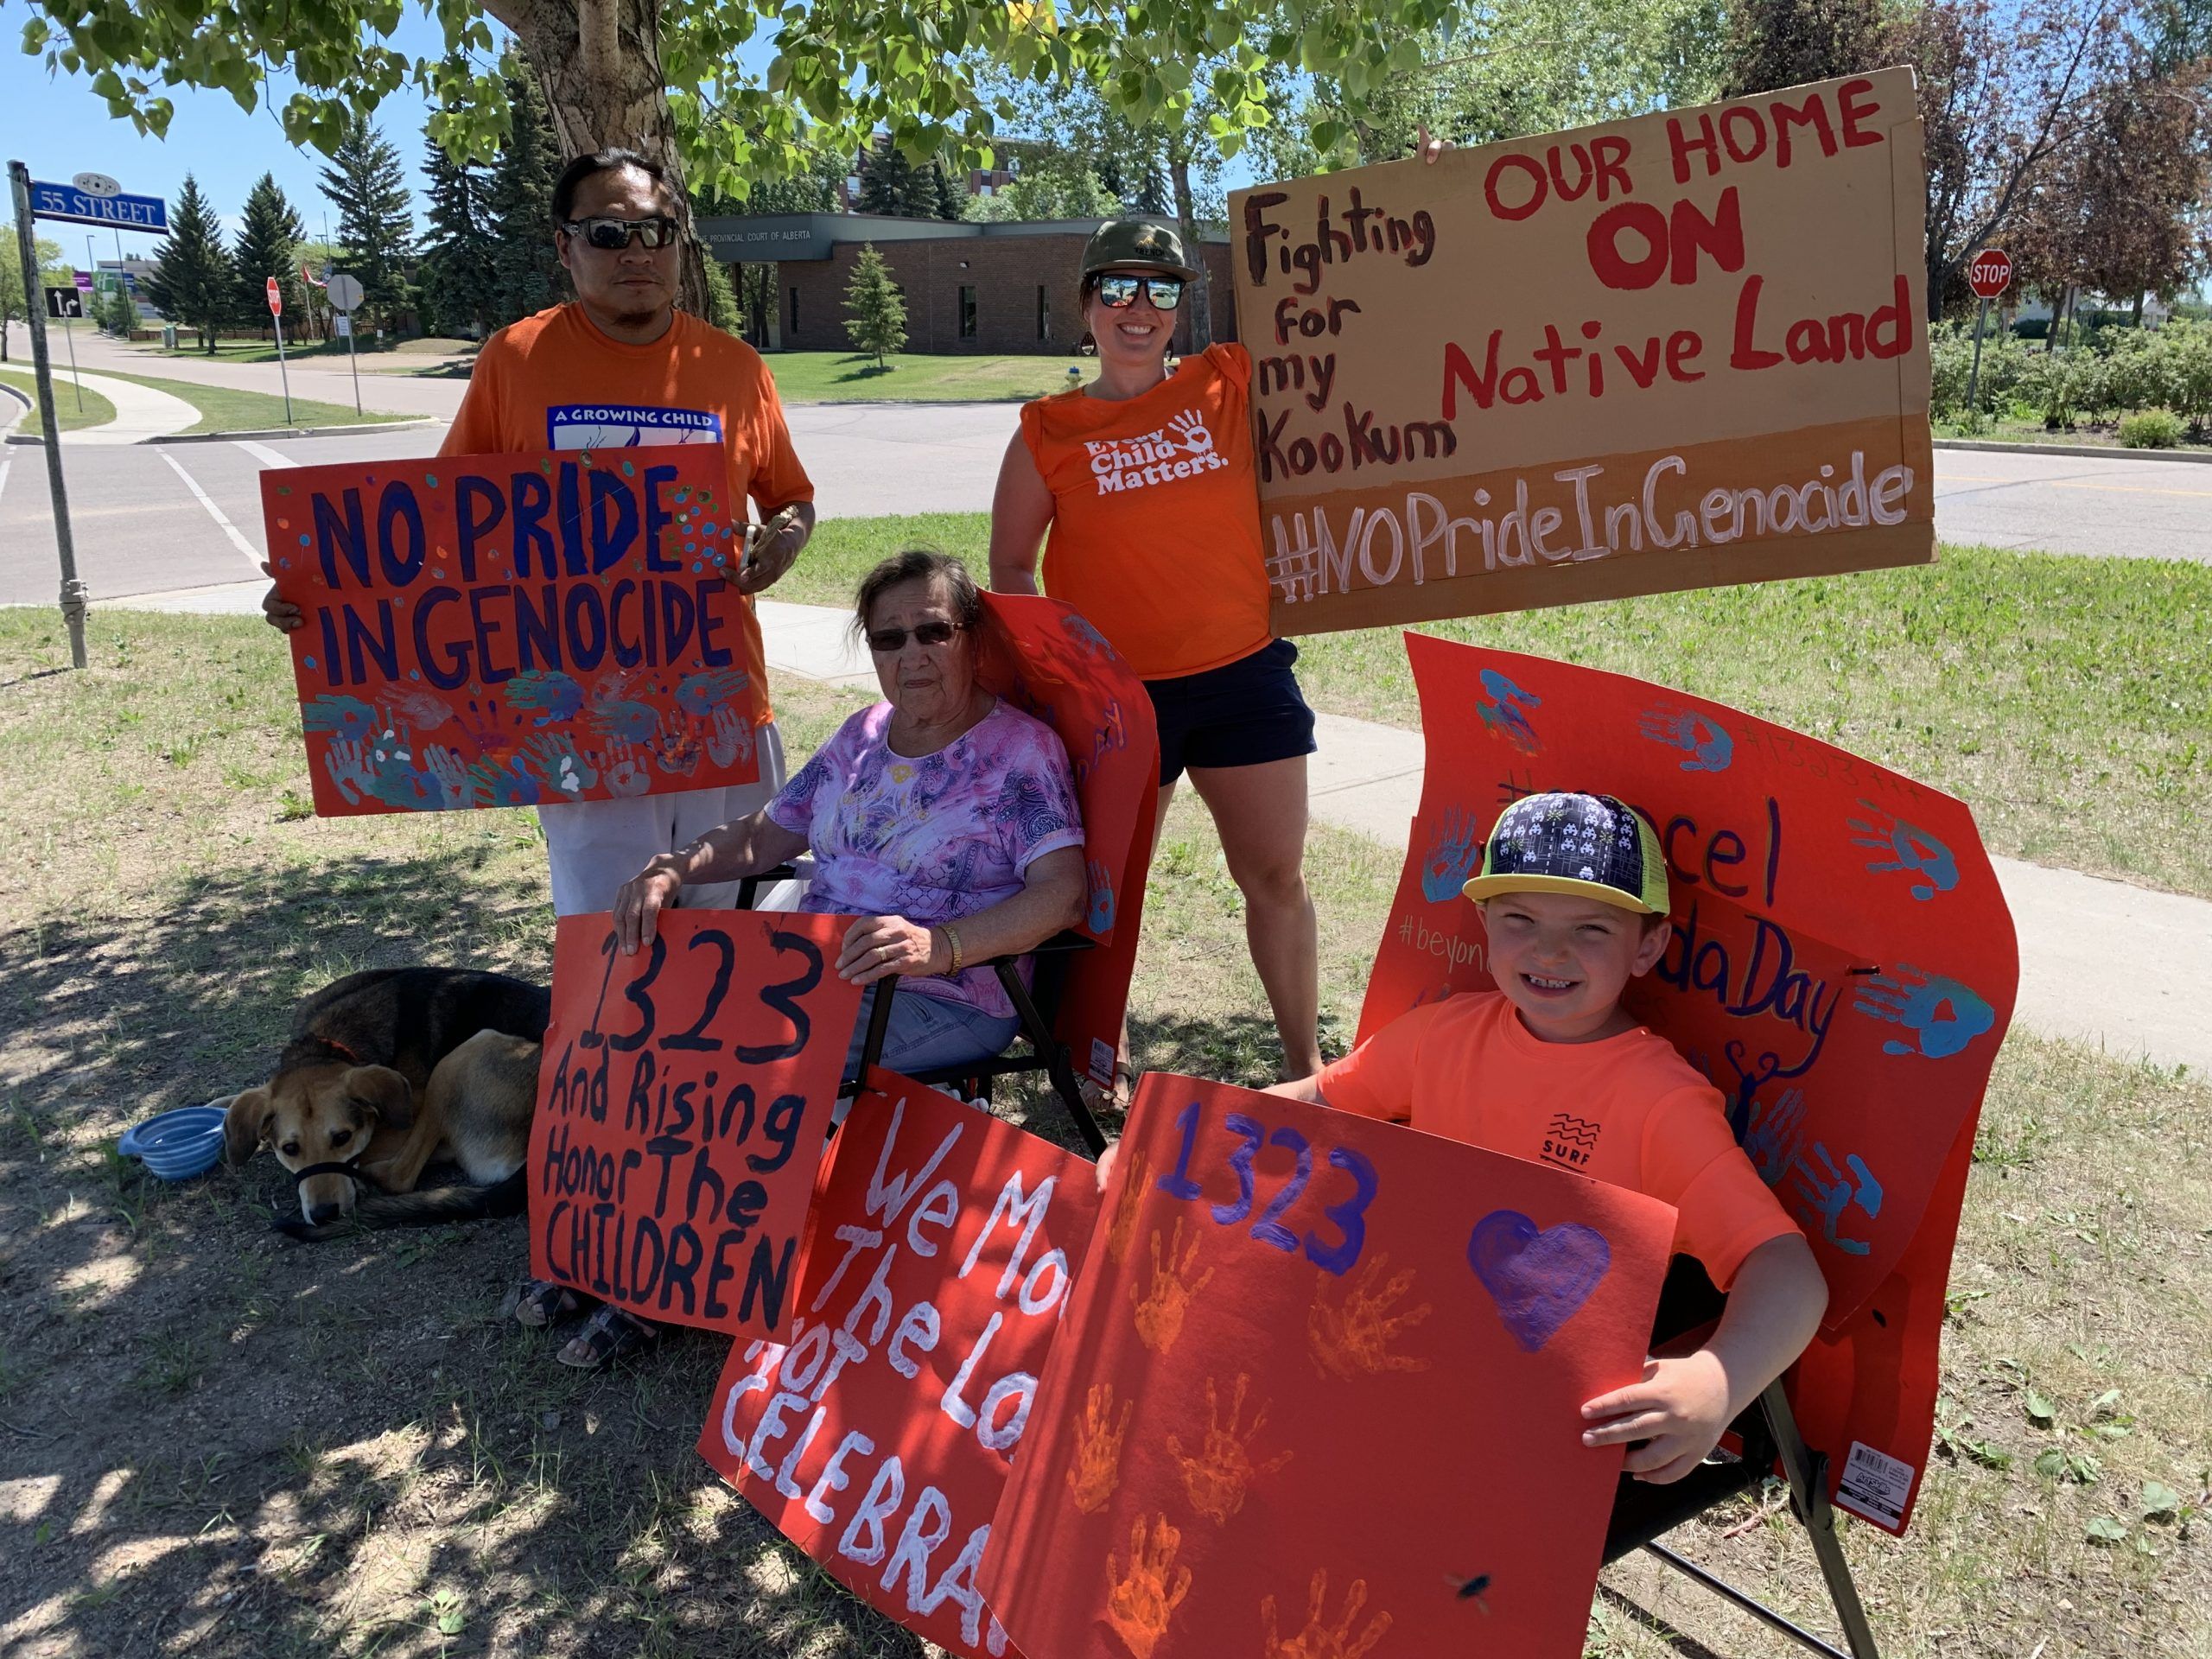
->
xmin=42 ymin=285 xmax=86 ymax=410
xmin=9 ymin=158 xmax=88 ymax=668
xmin=1964 ymin=248 xmax=2012 ymax=419
xmin=325 ymin=271 xmax=365 ymax=416
xmin=266 ymin=274 xmax=294 ymax=426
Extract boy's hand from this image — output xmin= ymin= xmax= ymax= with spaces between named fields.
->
xmin=1580 ymin=1350 xmax=1734 ymax=1484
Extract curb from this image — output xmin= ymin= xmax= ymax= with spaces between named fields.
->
xmin=1935 ymin=436 xmax=2212 ymax=466
xmin=150 ymin=418 xmax=442 ymax=443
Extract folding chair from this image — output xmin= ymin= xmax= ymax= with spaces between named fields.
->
xmin=1600 ymin=1257 xmax=1882 ymax=1659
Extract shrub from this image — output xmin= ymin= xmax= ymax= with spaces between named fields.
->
xmin=1929 ymin=322 xmax=2030 ymax=418
xmin=2119 ymin=409 xmax=2184 ymax=448
xmin=2019 ymin=350 xmax=2086 ymax=429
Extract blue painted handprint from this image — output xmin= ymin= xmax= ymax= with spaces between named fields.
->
xmin=675 ymin=667 xmax=753 ymax=716
xmin=302 ymin=695 xmax=379 ymax=742
xmin=1789 ymin=1142 xmax=1882 ymax=1256
xmin=1061 ymin=613 xmax=1115 ymax=659
xmin=586 ymin=694 xmax=660 ymax=742
xmin=1475 ymin=670 xmax=1542 ymax=754
xmin=1087 ymin=860 xmax=1116 ymax=933
xmin=1741 ymin=1088 xmax=1808 ymax=1188
xmin=1638 ymin=704 xmax=1733 ymax=772
xmin=1854 ymin=965 xmax=1995 ymax=1058
xmin=505 ymin=671 xmax=584 ymax=727
xmin=1420 ymin=807 xmax=1484 ymax=902
xmin=1847 ymin=800 xmax=1959 ymax=901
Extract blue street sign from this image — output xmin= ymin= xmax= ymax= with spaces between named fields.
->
xmin=29 ymin=181 xmax=168 ymax=232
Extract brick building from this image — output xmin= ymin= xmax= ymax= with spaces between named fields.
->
xmin=696 ymin=212 xmax=1238 ymax=355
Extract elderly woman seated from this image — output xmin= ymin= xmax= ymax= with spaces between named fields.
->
xmin=524 ymin=547 xmax=1088 ymax=1368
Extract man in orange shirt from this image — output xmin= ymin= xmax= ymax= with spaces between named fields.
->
xmin=262 ymin=147 xmax=815 ymax=916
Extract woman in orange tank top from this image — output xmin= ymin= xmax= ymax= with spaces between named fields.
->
xmin=989 ymin=219 xmax=1325 ymax=1081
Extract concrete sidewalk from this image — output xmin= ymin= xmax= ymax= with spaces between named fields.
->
xmin=6 ymin=366 xmax=199 ymax=443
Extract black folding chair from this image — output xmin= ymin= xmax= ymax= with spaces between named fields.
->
xmin=734 ymin=867 xmax=1109 ymax=1156
xmin=1602 ymin=1257 xmax=1882 ymax=1658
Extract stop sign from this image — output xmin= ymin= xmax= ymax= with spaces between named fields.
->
xmin=265 ymin=276 xmax=283 ymax=317
xmin=1967 ymin=249 xmax=2012 ymax=300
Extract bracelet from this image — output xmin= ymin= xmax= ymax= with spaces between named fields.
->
xmin=942 ymin=924 xmax=964 ymax=977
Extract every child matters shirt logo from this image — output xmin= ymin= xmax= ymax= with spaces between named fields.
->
xmin=546 ymin=404 xmax=724 ymax=448
xmin=1085 ymin=408 xmax=1227 ymax=496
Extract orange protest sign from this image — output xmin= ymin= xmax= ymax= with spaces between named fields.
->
xmin=1360 ymin=633 xmax=2018 ymax=1531
xmin=1231 ymin=69 xmax=1933 ymax=635
xmin=529 ymin=912 xmax=864 ymax=1340
xmin=982 ymin=1074 xmax=1675 ymax=1659
xmin=699 ymin=1071 xmax=1101 ymax=1657
xmin=260 ymin=447 xmax=758 ymax=816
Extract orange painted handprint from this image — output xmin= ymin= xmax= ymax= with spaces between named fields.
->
xmin=1307 ymin=1254 xmax=1433 ymax=1381
xmin=1262 ymin=1569 xmax=1394 ymax=1659
xmin=1167 ymin=1373 xmax=1294 ymax=1524
xmin=1067 ymin=1382 xmax=1134 ymax=1515
xmin=1132 ymin=1218 xmax=1215 ymax=1354
xmin=1105 ymin=1513 xmax=1192 ymax=1659
xmin=1107 ymin=1147 xmax=1149 ymax=1265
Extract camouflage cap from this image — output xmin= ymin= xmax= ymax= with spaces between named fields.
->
xmin=1081 ymin=219 xmax=1200 ymax=282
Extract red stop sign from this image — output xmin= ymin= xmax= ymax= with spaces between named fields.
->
xmin=1967 ymin=249 xmax=2012 ymax=300
xmin=265 ymin=276 xmax=283 ymax=317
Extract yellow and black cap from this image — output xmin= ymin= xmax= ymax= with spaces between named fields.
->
xmin=1461 ymin=791 xmax=1669 ymax=916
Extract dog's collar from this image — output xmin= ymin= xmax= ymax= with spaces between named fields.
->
xmin=309 ymin=1036 xmax=369 ymax=1067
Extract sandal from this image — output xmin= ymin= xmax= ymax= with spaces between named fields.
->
xmin=556 ymin=1304 xmax=661 ymax=1370
xmin=513 ymin=1278 xmax=583 ymax=1328
xmin=1079 ymin=1060 xmax=1139 ymax=1116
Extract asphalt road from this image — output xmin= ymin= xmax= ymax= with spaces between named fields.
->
xmin=3 ymin=372 xmax=2206 ymax=608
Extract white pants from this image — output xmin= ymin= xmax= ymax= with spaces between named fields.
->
xmin=538 ymin=723 xmax=791 ymax=917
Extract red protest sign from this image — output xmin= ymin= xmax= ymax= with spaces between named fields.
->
xmin=265 ymin=275 xmax=282 ymax=316
xmin=260 ymin=448 xmax=757 ymax=817
xmin=982 ymin=1075 xmax=1675 ymax=1659
xmin=1967 ymin=249 xmax=2012 ymax=299
xmin=529 ymin=912 xmax=865 ymax=1340
xmin=700 ymin=1071 xmax=1102 ymax=1657
xmin=1358 ymin=634 xmax=2018 ymax=1531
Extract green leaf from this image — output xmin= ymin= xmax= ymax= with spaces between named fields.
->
xmin=2141 ymin=1480 xmax=2183 ymax=1521
xmin=2034 ymin=1447 xmax=2068 ymax=1479
xmin=2085 ymin=1516 xmax=2129 ymax=1544
xmin=2088 ymin=1389 xmax=2123 ymax=1418
xmin=2023 ymin=1388 xmax=2056 ymax=1427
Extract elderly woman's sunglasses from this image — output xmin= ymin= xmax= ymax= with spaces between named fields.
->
xmin=1093 ymin=273 xmax=1185 ymax=310
xmin=563 ymin=214 xmax=679 ymax=251
xmin=866 ymin=620 xmax=965 ymax=653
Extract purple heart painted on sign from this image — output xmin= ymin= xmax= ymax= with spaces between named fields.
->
xmin=1466 ymin=1210 xmax=1611 ymax=1352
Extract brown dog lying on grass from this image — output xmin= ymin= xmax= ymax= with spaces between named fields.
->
xmin=223 ymin=967 xmax=548 ymax=1240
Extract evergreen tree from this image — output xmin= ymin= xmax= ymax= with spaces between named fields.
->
xmin=232 ymin=174 xmax=307 ymax=339
xmin=842 ymin=244 xmax=907 ymax=367
xmin=855 ymin=139 xmax=918 ymax=215
xmin=925 ymin=158 xmax=963 ymax=221
xmin=143 ymin=175 xmax=233 ymax=353
xmin=702 ymin=257 xmax=742 ymax=334
xmin=485 ymin=51 xmax=564 ymax=327
xmin=319 ymin=115 xmax=416 ymax=338
xmin=418 ymin=82 xmax=500 ymax=339
xmin=103 ymin=285 xmax=137 ymax=339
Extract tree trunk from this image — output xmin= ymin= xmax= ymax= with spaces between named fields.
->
xmin=1168 ymin=147 xmax=1211 ymax=352
xmin=487 ymin=0 xmax=710 ymax=315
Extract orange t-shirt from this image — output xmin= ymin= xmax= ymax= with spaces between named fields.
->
xmin=1019 ymin=342 xmax=1273 ymax=680
xmin=442 ymin=304 xmax=814 ymax=727
xmin=1316 ymin=992 xmax=1801 ymax=1289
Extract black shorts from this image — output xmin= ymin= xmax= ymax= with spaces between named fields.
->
xmin=1146 ymin=639 xmax=1318 ymax=786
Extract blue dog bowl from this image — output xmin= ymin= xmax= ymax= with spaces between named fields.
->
xmin=118 ymin=1103 xmax=228 ymax=1181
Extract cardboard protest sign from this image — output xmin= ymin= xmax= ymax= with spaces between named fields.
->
xmin=530 ymin=912 xmax=864 ymax=1339
xmin=982 ymin=1074 xmax=1675 ymax=1659
xmin=973 ymin=593 xmax=1161 ymax=1091
xmin=1230 ymin=69 xmax=1933 ymax=634
xmin=699 ymin=1071 xmax=1101 ymax=1657
xmin=1359 ymin=633 xmax=2018 ymax=1529
xmin=261 ymin=447 xmax=760 ymax=817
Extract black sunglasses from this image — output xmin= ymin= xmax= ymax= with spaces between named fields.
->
xmin=1093 ymin=272 xmax=1185 ymax=310
xmin=866 ymin=620 xmax=965 ymax=653
xmin=563 ymin=215 xmax=679 ymax=251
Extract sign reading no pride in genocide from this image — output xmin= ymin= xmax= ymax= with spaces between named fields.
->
xmin=1231 ymin=67 xmax=1933 ymax=633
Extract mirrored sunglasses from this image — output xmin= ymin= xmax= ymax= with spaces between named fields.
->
xmin=564 ymin=215 xmax=679 ymax=251
xmin=1094 ymin=272 xmax=1185 ymax=310
xmin=866 ymin=620 xmax=964 ymax=653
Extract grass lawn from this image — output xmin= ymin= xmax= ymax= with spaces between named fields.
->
xmin=764 ymin=350 xmax=1087 ymax=404
xmin=789 ymin=516 xmax=2212 ymax=900
xmin=79 ymin=366 xmax=416 ymax=435
xmin=1935 ymin=413 xmax=2212 ymax=454
xmin=0 ymin=607 xmax=2205 ymax=1657
xmin=0 ymin=365 xmax=118 ymax=436
xmin=149 ymin=335 xmax=477 ymax=368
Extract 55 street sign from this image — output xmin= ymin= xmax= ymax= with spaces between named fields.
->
xmin=29 ymin=180 xmax=167 ymax=232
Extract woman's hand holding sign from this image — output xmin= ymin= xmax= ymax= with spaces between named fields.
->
xmin=837 ymin=914 xmax=950 ymax=983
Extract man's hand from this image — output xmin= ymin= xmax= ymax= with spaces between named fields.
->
xmin=1580 ymin=1350 xmax=1735 ymax=1484
xmin=260 ymin=561 xmax=303 ymax=632
xmin=836 ymin=914 xmax=945 ymax=983
xmin=737 ymin=504 xmax=809 ymax=595
xmin=1416 ymin=123 xmax=1448 ymax=165
xmin=1095 ymin=1138 xmax=1121 ymax=1192
xmin=613 ymin=856 xmax=685 ymax=955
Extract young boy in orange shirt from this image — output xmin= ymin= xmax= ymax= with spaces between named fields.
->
xmin=1101 ymin=791 xmax=1827 ymax=1483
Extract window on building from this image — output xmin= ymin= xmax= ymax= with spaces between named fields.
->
xmin=1037 ymin=284 xmax=1049 ymax=342
xmin=959 ymin=284 xmax=977 ymax=341
xmin=789 ymin=286 xmax=799 ymax=334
